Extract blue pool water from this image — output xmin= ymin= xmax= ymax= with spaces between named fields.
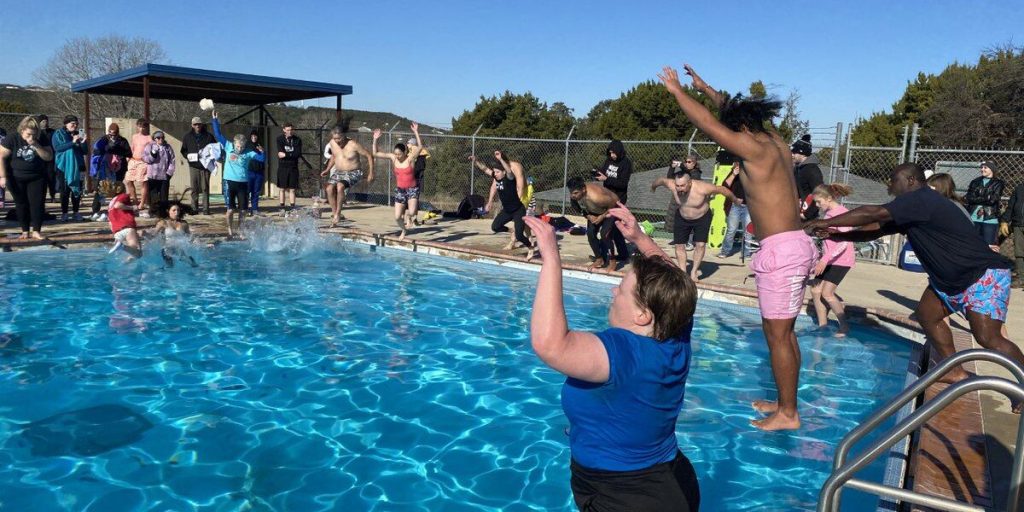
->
xmin=0 ymin=224 xmax=912 ymax=511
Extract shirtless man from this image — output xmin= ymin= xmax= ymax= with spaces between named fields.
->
xmin=321 ymin=124 xmax=374 ymax=227
xmin=659 ymin=64 xmax=816 ymax=431
xmin=568 ymin=177 xmax=622 ymax=270
xmin=651 ymin=172 xmax=734 ymax=281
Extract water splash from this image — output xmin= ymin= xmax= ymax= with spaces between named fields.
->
xmin=242 ymin=215 xmax=330 ymax=256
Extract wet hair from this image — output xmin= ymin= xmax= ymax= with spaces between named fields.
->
xmin=154 ymin=199 xmax=195 ymax=220
xmin=927 ymin=173 xmax=962 ymax=203
xmin=812 ymin=183 xmax=853 ymax=200
xmin=718 ymin=93 xmax=782 ymax=133
xmin=567 ymin=177 xmax=586 ymax=192
xmin=16 ymin=115 xmax=39 ymax=134
xmin=630 ymin=253 xmax=697 ymax=341
xmin=893 ymin=162 xmax=926 ymax=182
xmin=394 ymin=143 xmax=407 ymax=154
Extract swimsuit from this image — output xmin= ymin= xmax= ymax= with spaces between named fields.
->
xmin=751 ymin=230 xmax=817 ymax=319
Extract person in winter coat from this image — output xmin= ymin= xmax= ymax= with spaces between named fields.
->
xmin=51 ymin=115 xmax=88 ymax=221
xmin=791 ymin=134 xmax=824 ymax=220
xmin=180 ymin=116 xmax=218 ymax=215
xmin=36 ymin=115 xmax=57 ymax=202
xmin=965 ymin=161 xmax=1006 ymax=246
xmin=143 ymin=131 xmax=175 ymax=210
xmin=245 ymin=128 xmax=265 ymax=215
xmin=999 ymin=178 xmax=1024 ymax=288
xmin=89 ymin=122 xmax=131 ymax=221
xmin=595 ymin=138 xmax=633 ymax=262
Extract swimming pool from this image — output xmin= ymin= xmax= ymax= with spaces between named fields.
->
xmin=0 ymin=225 xmax=912 ymax=511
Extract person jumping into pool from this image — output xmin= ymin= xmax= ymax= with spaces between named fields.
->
xmin=568 ymin=177 xmax=621 ymax=270
xmin=321 ymin=120 xmax=374 ymax=227
xmin=152 ymin=197 xmax=198 ymax=267
xmin=524 ymin=204 xmax=700 ymax=511
xmin=659 ymin=64 xmax=817 ymax=431
xmin=808 ymin=183 xmax=856 ymax=337
xmin=493 ymin=151 xmax=532 ymax=251
xmin=105 ymin=181 xmax=143 ymax=259
xmin=372 ymin=122 xmax=423 ymax=241
xmin=212 ymin=111 xmax=265 ymax=239
xmin=471 ymin=152 xmax=534 ymax=260
xmin=651 ymin=171 xmax=735 ymax=281
xmin=806 ymin=163 xmax=1022 ymax=410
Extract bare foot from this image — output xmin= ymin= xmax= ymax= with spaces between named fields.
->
xmin=588 ymin=258 xmax=608 ymax=270
xmin=690 ymin=272 xmax=700 ymax=283
xmin=503 ymin=241 xmax=516 ymax=251
xmin=30 ymin=232 xmax=45 ymax=241
xmin=525 ymin=248 xmax=536 ymax=261
xmin=751 ymin=411 xmax=801 ymax=431
xmin=752 ymin=400 xmax=779 ymax=414
xmin=330 ymin=215 xmax=339 ymax=228
xmin=17 ymin=232 xmax=29 ymax=240
xmin=398 ymin=230 xmax=407 ymax=242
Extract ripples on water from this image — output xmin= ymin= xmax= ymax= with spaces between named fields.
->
xmin=0 ymin=220 xmax=912 ymax=511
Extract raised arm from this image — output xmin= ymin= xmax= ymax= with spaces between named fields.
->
xmin=371 ymin=129 xmax=392 ymax=160
xmin=684 ymin=64 xmax=725 ymax=107
xmin=407 ymin=123 xmax=423 ymax=161
xmin=470 ymin=156 xmax=495 ymax=177
xmin=658 ymin=65 xmax=765 ymax=162
xmin=511 ymin=162 xmax=525 ymax=199
xmin=210 ymin=113 xmax=227 ymax=146
xmin=522 ymin=216 xmax=610 ymax=383
xmin=711 ymin=184 xmax=736 ymax=203
xmin=494 ymin=150 xmax=512 ymax=173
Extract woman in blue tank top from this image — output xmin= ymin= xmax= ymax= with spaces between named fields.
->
xmin=523 ymin=205 xmax=701 ymax=512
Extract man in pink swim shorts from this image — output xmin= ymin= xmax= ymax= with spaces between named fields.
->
xmin=661 ymin=64 xmax=814 ymax=430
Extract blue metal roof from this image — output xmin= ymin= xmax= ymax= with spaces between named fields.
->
xmin=71 ymin=63 xmax=352 ymax=105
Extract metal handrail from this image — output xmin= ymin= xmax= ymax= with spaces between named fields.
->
xmin=818 ymin=376 xmax=1024 ymax=512
xmin=834 ymin=349 xmax=1024 ymax=470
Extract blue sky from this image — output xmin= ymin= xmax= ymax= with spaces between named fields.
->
xmin=1 ymin=0 xmax=1021 ymax=134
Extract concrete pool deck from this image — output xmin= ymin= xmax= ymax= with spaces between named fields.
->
xmin=2 ymin=196 xmax=1022 ymax=508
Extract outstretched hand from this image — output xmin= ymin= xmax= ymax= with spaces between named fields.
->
xmin=605 ymin=203 xmax=642 ymax=242
xmin=804 ymin=219 xmax=832 ymax=239
xmin=657 ymin=66 xmax=684 ymax=95
xmin=410 ymin=122 xmax=419 ymax=133
xmin=683 ymin=64 xmax=707 ymax=91
xmin=524 ymin=216 xmax=559 ymax=261
xmin=372 ymin=128 xmax=382 ymax=139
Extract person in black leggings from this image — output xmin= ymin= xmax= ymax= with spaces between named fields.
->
xmin=0 ymin=116 xmax=53 ymax=239
xmin=471 ymin=153 xmax=534 ymax=259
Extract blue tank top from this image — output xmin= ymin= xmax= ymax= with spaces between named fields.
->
xmin=561 ymin=326 xmax=692 ymax=471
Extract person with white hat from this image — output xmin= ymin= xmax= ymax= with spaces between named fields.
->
xmin=180 ymin=116 xmax=217 ymax=214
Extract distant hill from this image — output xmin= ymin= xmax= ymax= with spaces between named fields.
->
xmin=0 ymin=84 xmax=445 ymax=134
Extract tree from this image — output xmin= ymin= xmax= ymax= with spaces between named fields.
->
xmin=33 ymin=35 xmax=177 ymax=119
xmin=0 ymin=100 xmax=28 ymax=113
xmin=450 ymin=92 xmax=574 ymax=139
xmin=778 ymin=90 xmax=809 ymax=142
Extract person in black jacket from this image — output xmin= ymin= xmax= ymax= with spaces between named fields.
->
xmin=37 ymin=115 xmax=57 ymax=203
xmin=999 ymin=179 xmax=1023 ymax=288
xmin=180 ymin=116 xmax=217 ymax=215
xmin=965 ymin=161 xmax=1005 ymax=246
xmin=276 ymin=123 xmax=303 ymax=209
xmin=791 ymin=135 xmax=824 ymax=220
xmin=595 ymin=139 xmax=632 ymax=261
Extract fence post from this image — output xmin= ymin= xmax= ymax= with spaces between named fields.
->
xmin=561 ymin=124 xmax=577 ymax=214
xmin=842 ymin=122 xmax=854 ymax=186
xmin=830 ymin=122 xmax=843 ymax=182
xmin=387 ymin=123 xmax=399 ymax=206
xmin=470 ymin=124 xmax=483 ymax=197
xmin=686 ymin=128 xmax=698 ymax=156
xmin=907 ymin=124 xmax=919 ymax=163
xmin=899 ymin=124 xmax=910 ymax=163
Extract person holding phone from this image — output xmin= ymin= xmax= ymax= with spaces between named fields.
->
xmin=51 ymin=115 xmax=88 ymax=221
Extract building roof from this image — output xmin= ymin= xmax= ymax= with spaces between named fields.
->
xmin=71 ymin=64 xmax=352 ymax=106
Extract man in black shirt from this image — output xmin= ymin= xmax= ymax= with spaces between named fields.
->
xmin=806 ymin=163 xmax=1020 ymax=388
xmin=180 ymin=117 xmax=217 ymax=215
xmin=792 ymin=135 xmax=823 ymax=220
xmin=595 ymin=139 xmax=632 ymax=262
xmin=276 ymin=123 xmax=303 ymax=209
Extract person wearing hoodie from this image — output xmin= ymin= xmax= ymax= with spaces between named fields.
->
xmin=245 ymin=128 xmax=265 ymax=215
xmin=595 ymin=139 xmax=633 ymax=262
xmin=791 ymin=135 xmax=824 ymax=220
xmin=143 ymin=131 xmax=175 ymax=209
xmin=36 ymin=115 xmax=57 ymax=203
xmin=180 ymin=116 xmax=218 ymax=215
xmin=51 ymin=115 xmax=88 ymax=222
xmin=211 ymin=111 xmax=264 ymax=237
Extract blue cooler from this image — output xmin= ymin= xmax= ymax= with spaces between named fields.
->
xmin=899 ymin=241 xmax=926 ymax=273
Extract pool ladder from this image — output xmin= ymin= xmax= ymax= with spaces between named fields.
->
xmin=818 ymin=349 xmax=1024 ymax=512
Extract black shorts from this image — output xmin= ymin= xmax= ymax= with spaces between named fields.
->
xmin=673 ymin=210 xmax=712 ymax=244
xmin=277 ymin=164 xmax=299 ymax=189
xmin=570 ymin=450 xmax=700 ymax=512
xmin=226 ymin=180 xmax=250 ymax=211
xmin=819 ymin=264 xmax=851 ymax=285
